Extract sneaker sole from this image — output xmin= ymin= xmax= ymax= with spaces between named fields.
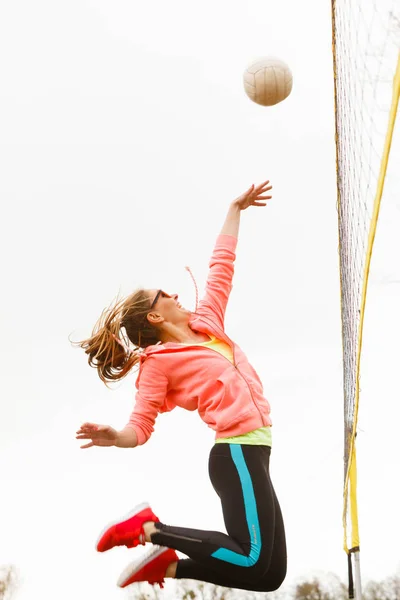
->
xmin=117 ymin=545 xmax=168 ymax=588
xmin=95 ymin=501 xmax=151 ymax=551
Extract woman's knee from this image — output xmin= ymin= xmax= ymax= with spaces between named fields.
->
xmin=253 ymin=561 xmax=287 ymax=592
xmin=233 ymin=558 xmax=273 ymax=588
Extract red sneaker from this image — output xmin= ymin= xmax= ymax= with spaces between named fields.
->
xmin=96 ymin=502 xmax=159 ymax=552
xmin=117 ymin=546 xmax=178 ymax=589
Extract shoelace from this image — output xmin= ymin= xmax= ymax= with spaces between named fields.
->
xmin=138 ymin=530 xmax=146 ymax=545
xmin=148 ymin=577 xmax=165 ymax=589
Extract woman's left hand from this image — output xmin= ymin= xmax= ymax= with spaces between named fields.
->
xmin=232 ymin=180 xmax=272 ymax=211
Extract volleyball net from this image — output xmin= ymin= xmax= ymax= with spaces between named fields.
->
xmin=331 ymin=1 xmax=400 ymax=597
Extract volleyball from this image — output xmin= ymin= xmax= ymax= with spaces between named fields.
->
xmin=243 ymin=57 xmax=293 ymax=106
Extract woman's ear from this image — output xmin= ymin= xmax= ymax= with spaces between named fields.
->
xmin=146 ymin=312 xmax=164 ymax=326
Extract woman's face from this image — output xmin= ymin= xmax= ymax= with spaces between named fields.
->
xmin=146 ymin=289 xmax=191 ymax=326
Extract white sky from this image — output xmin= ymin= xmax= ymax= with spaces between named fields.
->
xmin=0 ymin=1 xmax=399 ymax=599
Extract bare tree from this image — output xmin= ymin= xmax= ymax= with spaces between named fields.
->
xmin=126 ymin=581 xmax=164 ymax=599
xmin=363 ymin=573 xmax=400 ymax=600
xmin=0 ymin=566 xmax=18 ymax=600
xmin=294 ymin=574 xmax=347 ymax=600
xmin=122 ymin=570 xmax=400 ymax=600
xmin=176 ymin=580 xmax=237 ymax=600
xmin=294 ymin=580 xmax=330 ymax=600
xmin=127 ymin=579 xmax=286 ymax=600
xmin=174 ymin=580 xmax=286 ymax=600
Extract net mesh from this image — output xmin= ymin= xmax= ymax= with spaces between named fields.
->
xmin=331 ymin=0 xmax=400 ymax=553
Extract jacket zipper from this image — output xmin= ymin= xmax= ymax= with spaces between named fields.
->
xmin=192 ymin=312 xmax=266 ymax=425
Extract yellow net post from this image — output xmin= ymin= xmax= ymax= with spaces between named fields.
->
xmin=331 ymin=0 xmax=400 ymax=596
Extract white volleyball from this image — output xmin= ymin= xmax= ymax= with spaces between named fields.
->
xmin=243 ymin=57 xmax=293 ymax=106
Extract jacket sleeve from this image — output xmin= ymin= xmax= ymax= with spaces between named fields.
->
xmin=197 ymin=234 xmax=238 ymax=329
xmin=125 ymin=357 xmax=169 ymax=446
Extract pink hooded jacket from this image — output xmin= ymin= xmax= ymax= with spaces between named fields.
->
xmin=126 ymin=234 xmax=272 ymax=445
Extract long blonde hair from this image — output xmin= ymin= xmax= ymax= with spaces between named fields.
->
xmin=75 ymin=289 xmax=160 ymax=385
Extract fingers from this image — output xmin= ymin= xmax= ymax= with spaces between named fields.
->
xmin=76 ymin=429 xmax=107 ymax=440
xmin=250 ymin=179 xmax=272 ymax=205
xmin=254 ymin=187 xmax=272 ymax=196
xmin=80 ymin=441 xmax=94 ymax=449
xmin=76 ymin=422 xmax=113 ymax=450
xmin=76 ymin=423 xmax=101 ymax=435
xmin=255 ymin=179 xmax=270 ymax=190
xmin=94 ymin=425 xmax=110 ymax=432
xmin=79 ymin=422 xmax=99 ymax=430
xmin=76 ymin=422 xmax=113 ymax=449
xmin=76 ymin=423 xmax=100 ymax=446
xmin=250 ymin=192 xmax=272 ymax=207
xmin=245 ymin=181 xmax=272 ymax=198
xmin=239 ymin=182 xmax=271 ymax=203
xmin=253 ymin=181 xmax=272 ymax=195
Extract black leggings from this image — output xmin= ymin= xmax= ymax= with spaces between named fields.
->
xmin=151 ymin=443 xmax=287 ymax=591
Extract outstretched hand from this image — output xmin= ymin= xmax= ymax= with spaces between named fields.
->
xmin=232 ymin=180 xmax=272 ymax=211
xmin=76 ymin=422 xmax=119 ymax=449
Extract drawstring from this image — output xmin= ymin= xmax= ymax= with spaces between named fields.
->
xmin=112 ymin=333 xmax=160 ymax=356
xmin=185 ymin=266 xmax=199 ymax=312
xmin=111 ymin=333 xmax=134 ymax=355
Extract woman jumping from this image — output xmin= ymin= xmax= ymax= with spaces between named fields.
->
xmin=75 ymin=180 xmax=287 ymax=592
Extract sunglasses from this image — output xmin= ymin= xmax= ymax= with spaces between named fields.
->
xmin=150 ymin=289 xmax=172 ymax=309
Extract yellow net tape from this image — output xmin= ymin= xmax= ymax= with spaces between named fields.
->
xmin=342 ymin=53 xmax=400 ymax=553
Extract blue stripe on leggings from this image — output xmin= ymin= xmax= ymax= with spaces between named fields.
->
xmin=211 ymin=444 xmax=261 ymax=567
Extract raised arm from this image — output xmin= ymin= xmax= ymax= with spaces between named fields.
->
xmin=220 ymin=180 xmax=272 ymax=238
xmin=197 ymin=180 xmax=272 ymax=327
